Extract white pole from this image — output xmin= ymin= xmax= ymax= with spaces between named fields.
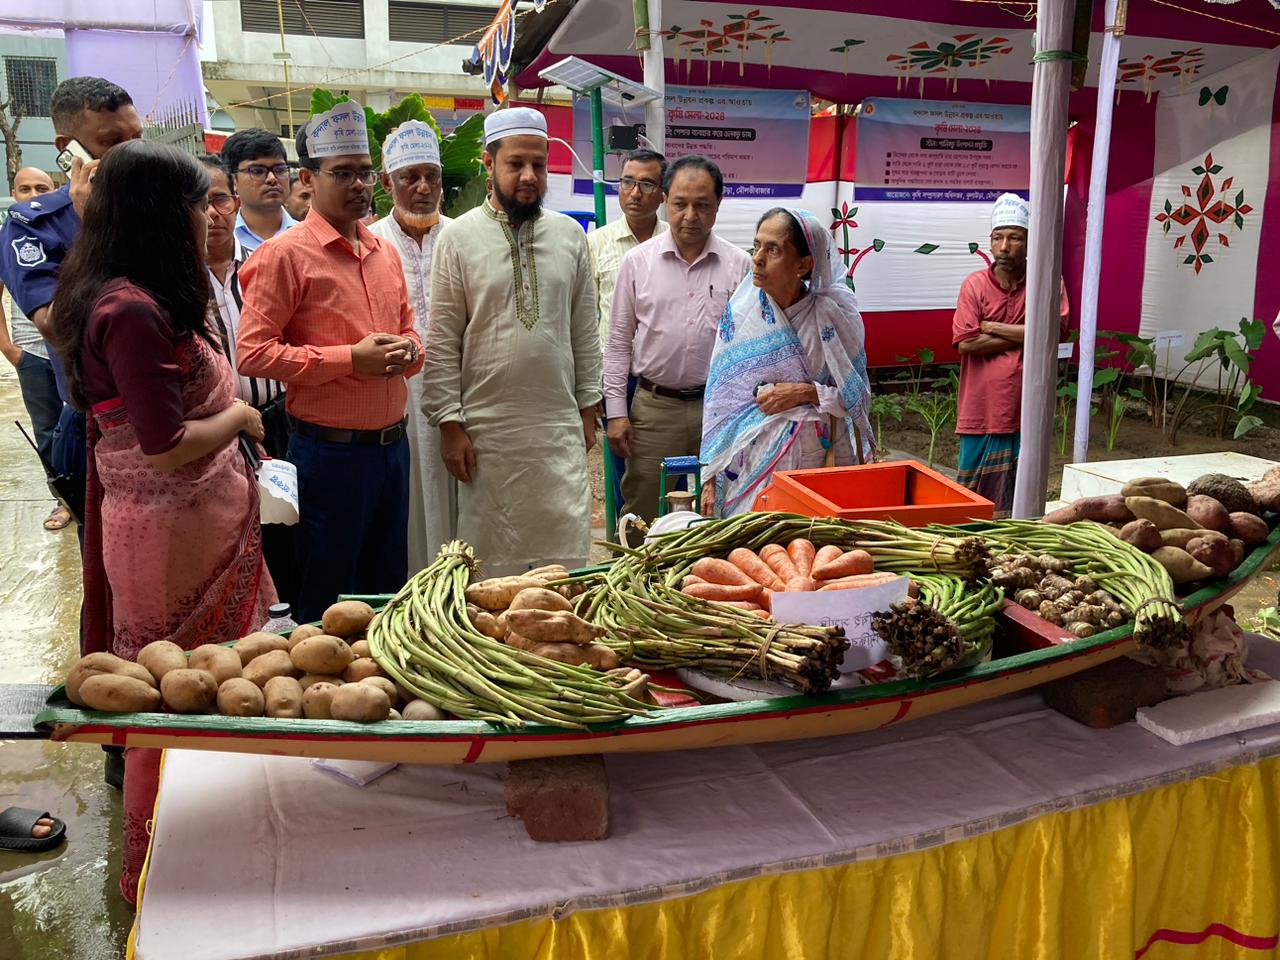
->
xmin=1012 ymin=0 xmax=1077 ymax=519
xmin=1072 ymin=0 xmax=1124 ymax=465
xmin=642 ymin=0 xmax=665 ymax=154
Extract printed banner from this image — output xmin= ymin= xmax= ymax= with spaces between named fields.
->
xmin=855 ymin=98 xmax=1030 ymax=202
xmin=573 ymin=87 xmax=811 ymax=198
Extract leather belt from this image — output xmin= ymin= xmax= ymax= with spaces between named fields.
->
xmin=637 ymin=375 xmax=704 ymax=402
xmin=290 ymin=416 xmax=407 ymax=446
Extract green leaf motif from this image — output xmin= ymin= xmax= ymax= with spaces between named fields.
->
xmin=1183 ymin=254 xmax=1197 ymax=265
xmin=830 ymin=207 xmax=841 ymax=220
xmin=1234 ymin=414 xmax=1264 ymax=439
xmin=1236 ymin=190 xmax=1245 ymax=207
xmin=1192 ymin=166 xmax=1205 ymax=176
xmin=1235 ymin=213 xmax=1245 ymax=229
xmin=1209 ymin=165 xmax=1222 ymax=174
xmin=1201 ymin=254 xmax=1214 ymax=264
xmin=914 ymin=243 xmax=939 ymax=255
xmin=1164 ymin=199 xmax=1173 ymax=214
xmin=872 ymin=238 xmax=886 ymax=252
xmin=968 ymin=242 xmax=979 ymax=254
xmin=918 ymin=347 xmax=935 ymax=364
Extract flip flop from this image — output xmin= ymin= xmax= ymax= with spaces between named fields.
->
xmin=0 ymin=807 xmax=67 ymax=852
xmin=43 ymin=505 xmax=72 ymax=531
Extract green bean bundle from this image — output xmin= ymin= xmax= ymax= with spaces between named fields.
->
xmin=871 ymin=574 xmax=1003 ymax=678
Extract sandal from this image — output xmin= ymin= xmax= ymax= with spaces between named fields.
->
xmin=43 ymin=505 xmax=72 ymax=531
xmin=0 ymin=807 xmax=66 ymax=852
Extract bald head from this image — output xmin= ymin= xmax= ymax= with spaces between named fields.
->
xmin=13 ymin=167 xmax=54 ymax=202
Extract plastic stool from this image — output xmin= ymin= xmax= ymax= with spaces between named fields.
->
xmin=563 ymin=211 xmax=597 ymax=233
xmin=658 ymin=456 xmax=703 ymax=516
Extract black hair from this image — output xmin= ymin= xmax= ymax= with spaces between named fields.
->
xmin=295 ymin=123 xmax=319 ymax=171
xmin=289 ymin=166 xmax=301 ymax=187
xmin=662 ymin=155 xmax=724 ymax=199
xmin=622 ymin=148 xmax=667 ymax=183
xmin=52 ymin=141 xmax=213 ymax=411
xmin=483 ymin=137 xmax=504 ymax=159
xmin=50 ymin=77 xmax=133 ymax=137
xmin=757 ymin=208 xmax=813 ymax=281
xmin=199 ymin=153 xmax=234 ymax=195
xmin=222 ymin=128 xmax=287 ymax=174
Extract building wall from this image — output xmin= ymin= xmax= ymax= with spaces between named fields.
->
xmin=0 ymin=35 xmax=69 ymax=181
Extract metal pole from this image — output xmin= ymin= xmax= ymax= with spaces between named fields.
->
xmin=1071 ymin=0 xmax=1124 ymax=464
xmin=590 ymin=87 xmax=607 ymax=229
xmin=276 ymin=0 xmax=293 ymax=134
xmin=1012 ymin=0 xmax=1077 ymax=518
xmin=642 ymin=0 xmax=666 ymax=154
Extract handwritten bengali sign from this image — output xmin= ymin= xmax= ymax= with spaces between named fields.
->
xmin=769 ymin=577 xmax=910 ymax=672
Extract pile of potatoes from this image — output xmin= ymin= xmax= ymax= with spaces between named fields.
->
xmin=465 ymin=565 xmax=622 ymax=672
xmin=63 ymin=600 xmax=451 ymax=724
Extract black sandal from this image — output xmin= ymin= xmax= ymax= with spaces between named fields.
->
xmin=0 ymin=807 xmax=67 ymax=852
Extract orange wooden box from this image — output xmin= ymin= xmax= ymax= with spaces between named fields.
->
xmin=751 ymin=461 xmax=994 ymax=527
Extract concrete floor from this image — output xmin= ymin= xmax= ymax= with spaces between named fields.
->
xmin=0 ymin=363 xmax=134 ymax=958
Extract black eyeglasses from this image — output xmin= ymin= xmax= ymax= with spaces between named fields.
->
xmin=619 ymin=176 xmax=660 ymax=195
xmin=237 ymin=163 xmax=290 ymax=182
xmin=316 ymin=168 xmax=377 ymax=188
xmin=208 ymin=194 xmax=236 ymax=214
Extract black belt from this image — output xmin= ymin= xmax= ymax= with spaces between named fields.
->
xmin=290 ymin=416 xmax=407 ymax=446
xmin=637 ymin=376 xmax=704 ymax=402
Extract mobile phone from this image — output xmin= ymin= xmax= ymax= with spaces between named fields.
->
xmin=55 ymin=139 xmax=93 ymax=175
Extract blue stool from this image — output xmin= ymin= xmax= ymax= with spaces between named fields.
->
xmin=563 ymin=210 xmax=597 ymax=233
xmin=658 ymin=456 xmax=703 ymax=516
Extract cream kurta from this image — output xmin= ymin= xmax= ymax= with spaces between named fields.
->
xmin=424 ymin=201 xmax=601 ymax=575
xmin=368 ymin=211 xmax=456 ymax=574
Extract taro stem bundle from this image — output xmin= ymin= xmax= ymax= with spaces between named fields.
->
xmin=872 ymin=574 xmax=1003 ymax=678
xmin=972 ymin=520 xmax=1187 ymax=648
xmin=368 ymin=542 xmax=653 ymax=729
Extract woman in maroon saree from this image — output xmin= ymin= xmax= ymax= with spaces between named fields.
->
xmin=52 ymin=140 xmax=276 ymax=904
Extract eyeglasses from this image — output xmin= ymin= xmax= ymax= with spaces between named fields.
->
xmin=619 ymin=176 xmax=661 ymax=195
xmin=207 ymin=194 xmax=236 ymax=215
xmin=236 ymin=162 xmax=290 ymax=182
xmin=315 ymin=168 xmax=378 ymax=188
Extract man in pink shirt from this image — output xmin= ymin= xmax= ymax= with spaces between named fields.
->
xmin=604 ymin=156 xmax=751 ymax=520
xmin=953 ymin=193 xmax=1069 ymax=517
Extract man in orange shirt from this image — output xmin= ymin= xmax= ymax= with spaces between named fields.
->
xmin=238 ymin=101 xmax=423 ymax=619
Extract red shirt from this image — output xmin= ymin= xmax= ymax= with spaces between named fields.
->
xmin=236 ymin=213 xmax=422 ymax=431
xmin=952 ymin=266 xmax=1069 ymax=435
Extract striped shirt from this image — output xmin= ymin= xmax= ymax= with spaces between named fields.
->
xmin=208 ymin=238 xmax=284 ymax=408
xmin=587 ymin=215 xmax=667 ymax=345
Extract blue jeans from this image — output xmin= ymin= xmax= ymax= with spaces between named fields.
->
xmin=288 ymin=431 xmax=410 ymax=622
xmin=15 ymin=350 xmax=60 ymax=465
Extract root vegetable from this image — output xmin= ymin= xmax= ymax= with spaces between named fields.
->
xmin=508 ymin=587 xmax=573 ymax=613
xmin=241 ymin=649 xmax=300 ymax=688
xmin=529 ymin=641 xmax=620 ymax=670
xmin=691 ymin=557 xmax=757 ymax=588
xmin=402 ymin=699 xmax=448 ymax=721
xmin=290 ymin=635 xmax=355 ymax=675
xmin=1041 ymin=504 xmax=1083 ymax=524
xmin=1187 ymin=536 xmax=1236 ymax=577
xmin=1248 ymin=476 xmax=1280 ymax=512
xmin=188 ymin=644 xmax=243 ymax=685
xmin=1038 ymin=601 xmax=1065 ymax=625
xmin=1188 ymin=474 xmax=1258 ymax=516
xmin=527 ymin=564 xmax=570 ymax=582
xmin=349 ymin=639 xmax=371 ymax=658
xmin=505 ymin=632 xmax=539 ymax=652
xmin=66 ymin=653 xmax=157 ymax=707
xmin=1230 ymin=539 xmax=1246 ymax=567
xmin=817 ymin=572 xmax=905 ymax=591
xmin=504 ymin=609 xmax=604 ymax=644
xmin=217 ymin=677 xmax=264 ymax=717
xmin=301 ymin=681 xmax=340 ymax=719
xmin=287 ymin=624 xmax=324 ymax=649
xmin=264 ymin=676 xmax=304 ymax=718
xmin=329 ymin=683 xmax=391 ymax=722
xmin=359 ymin=676 xmax=399 ymax=704
xmin=160 ymin=669 xmax=218 ymax=713
xmin=1151 ymin=546 xmax=1214 ymax=584
xmin=681 ymin=582 xmax=765 ymax=604
xmin=465 ymin=576 xmax=546 ymax=611
xmin=342 ymin=659 xmax=387 ymax=682
xmin=321 ymin=600 xmax=376 ymax=638
xmin=1227 ymin=512 xmax=1269 ymax=547
xmin=1126 ymin=496 xmax=1196 ymax=531
xmin=1067 ymin=622 xmax=1097 ymax=638
xmin=785 ymin=577 xmax=818 ymax=592
xmin=1185 ymin=495 xmax=1230 ymax=532
xmin=233 ymin=632 xmax=290 ymax=666
xmin=1119 ymin=519 xmax=1162 ymax=553
xmin=299 ymin=673 xmax=345 ymax=690
xmin=727 ymin=548 xmax=787 ymax=590
xmin=78 ymin=675 xmax=162 ymax=713
xmin=759 ymin=543 xmax=801 ymax=582
xmin=1120 ymin=478 xmax=1188 ymax=508
xmin=787 ymin=539 xmax=816 ymax=579
xmin=1015 ymin=589 xmax=1043 ymax=609
xmin=1159 ymin=528 xmax=1214 ymax=550
xmin=681 ymin=574 xmax=706 ymax=589
xmin=812 ymin=549 xmax=874 ymax=581
xmin=812 ymin=545 xmax=843 ymax=572
xmin=137 ymin=641 xmax=188 ymax=684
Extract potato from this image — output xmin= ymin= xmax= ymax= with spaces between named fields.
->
xmin=188 ymin=644 xmax=243 ymax=685
xmin=160 ymin=669 xmax=219 ymax=713
xmin=1119 ymin=519 xmax=1161 ymax=553
xmin=216 ymin=677 xmax=264 ymax=717
xmin=470 ymin=609 xmax=507 ymax=641
xmin=349 ymin=639 xmax=371 ymax=659
xmin=301 ymin=682 xmax=340 ymax=719
xmin=233 ymin=631 xmax=290 ymax=666
xmin=359 ymin=676 xmax=399 ymax=704
xmin=1120 ymin=477 xmax=1188 ymax=508
xmin=1151 ymin=546 xmax=1214 ymax=584
xmin=504 ymin=609 xmax=604 ymax=645
xmin=1126 ymin=496 xmax=1196 ymax=531
xmin=1159 ymin=528 xmax=1217 ymax=550
xmin=1187 ymin=536 xmax=1236 ymax=577
xmin=66 ymin=653 xmax=157 ymax=707
xmin=287 ymin=623 xmax=324 ymax=649
xmin=78 ymin=674 xmax=162 ymax=713
xmin=341 ymin=658 xmax=386 ymax=683
xmin=264 ymin=676 xmax=303 ymax=718
xmin=241 ymin=649 xmax=300 ymax=688
xmin=1227 ymin=511 xmax=1269 ymax=547
xmin=290 ymin=635 xmax=354 ymax=675
xmin=1185 ymin=495 xmax=1230 ymax=533
xmin=299 ymin=673 xmax=345 ymax=691
xmin=508 ymin=587 xmax=573 ymax=613
xmin=402 ymin=699 xmax=448 ymax=721
xmin=329 ymin=682 xmax=391 ymax=722
xmin=465 ymin=576 xmax=545 ymax=611
xmin=137 ymin=640 xmax=188 ymax=684
xmin=321 ymin=600 xmax=376 ymax=638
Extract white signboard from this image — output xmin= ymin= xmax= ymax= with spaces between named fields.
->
xmin=258 ymin=458 xmax=300 ymax=526
xmin=769 ymin=577 xmax=911 ymax=672
xmin=1058 ymin=341 xmax=1074 ymax=359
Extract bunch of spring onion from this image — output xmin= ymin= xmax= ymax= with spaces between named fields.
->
xmin=368 ymin=542 xmax=653 ymax=729
xmin=871 ymin=573 xmax=1004 ymax=678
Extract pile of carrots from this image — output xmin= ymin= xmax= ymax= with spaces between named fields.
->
xmin=680 ymin=539 xmax=903 ymax=615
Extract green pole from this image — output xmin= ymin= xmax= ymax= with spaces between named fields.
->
xmin=590 ymin=86 xmax=619 ymax=542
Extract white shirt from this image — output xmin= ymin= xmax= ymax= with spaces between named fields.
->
xmin=208 ymin=238 xmax=284 ymax=407
xmin=367 ymin=211 xmax=450 ymax=339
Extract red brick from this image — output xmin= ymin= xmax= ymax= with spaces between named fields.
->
xmin=1042 ymin=656 xmax=1168 ymax=728
xmin=504 ymin=754 xmax=609 ymax=842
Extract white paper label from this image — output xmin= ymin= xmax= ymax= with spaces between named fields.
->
xmin=258 ymin=458 xmax=300 ymax=525
xmin=1156 ymin=330 xmax=1185 ymax=348
xmin=769 ymin=577 xmax=910 ymax=672
xmin=1057 ymin=342 xmax=1073 ymax=359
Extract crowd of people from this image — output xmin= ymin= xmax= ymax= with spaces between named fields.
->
xmin=0 ymin=74 xmax=1050 ymax=896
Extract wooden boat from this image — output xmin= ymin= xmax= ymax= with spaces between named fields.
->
xmin=31 ymin=528 xmax=1280 ymax=765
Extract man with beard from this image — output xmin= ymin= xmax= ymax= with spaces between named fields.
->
xmin=952 ymin=193 xmax=1068 ymax=517
xmin=222 ymin=128 xmax=296 ymax=254
xmin=369 ymin=120 xmax=455 ymax=574
xmin=423 ymin=107 xmax=600 ymax=576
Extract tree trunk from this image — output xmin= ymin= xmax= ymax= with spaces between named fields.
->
xmin=0 ymin=99 xmax=25 ymax=194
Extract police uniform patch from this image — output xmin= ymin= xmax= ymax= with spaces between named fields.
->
xmin=11 ymin=236 xmax=46 ymax=267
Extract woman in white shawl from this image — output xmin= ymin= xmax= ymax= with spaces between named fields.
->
xmin=700 ymin=207 xmax=874 ymax=516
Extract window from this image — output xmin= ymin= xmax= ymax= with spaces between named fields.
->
xmin=240 ymin=0 xmax=365 ymax=39
xmin=388 ymin=2 xmax=499 ymax=45
xmin=4 ymin=57 xmax=57 ymax=118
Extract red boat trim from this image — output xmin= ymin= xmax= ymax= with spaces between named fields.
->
xmin=1134 ymin=924 xmax=1278 ymax=958
xmin=462 ymin=739 xmax=486 ymax=763
xmin=881 ymin=701 xmax=912 ymax=727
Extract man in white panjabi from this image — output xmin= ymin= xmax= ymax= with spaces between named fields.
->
xmin=424 ymin=107 xmax=601 ymax=576
xmin=369 ymin=120 xmax=455 ymax=573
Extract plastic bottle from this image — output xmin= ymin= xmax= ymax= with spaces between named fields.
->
xmin=260 ymin=602 xmax=299 ymax=635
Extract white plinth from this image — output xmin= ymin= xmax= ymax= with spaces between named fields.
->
xmin=1060 ymin=452 xmax=1277 ymax=502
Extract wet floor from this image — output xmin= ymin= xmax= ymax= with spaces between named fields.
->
xmin=0 ymin=363 xmax=134 ymax=958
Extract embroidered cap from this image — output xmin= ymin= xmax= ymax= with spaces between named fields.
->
xmin=483 ymin=107 xmax=547 ymax=146
xmin=383 ymin=121 xmax=440 ymax=173
xmin=304 ymin=101 xmax=370 ymax=159
xmin=991 ymin=193 xmax=1030 ymax=232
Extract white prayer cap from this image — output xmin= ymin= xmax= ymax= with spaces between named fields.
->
xmin=483 ymin=107 xmax=547 ymax=146
xmin=991 ymin=193 xmax=1030 ymax=231
xmin=383 ymin=120 xmax=440 ymax=172
xmin=304 ymin=101 xmax=370 ymax=159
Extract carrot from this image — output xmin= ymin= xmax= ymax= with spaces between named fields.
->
xmin=787 ymin=539 xmax=816 ymax=578
xmin=812 ymin=548 xmax=874 ymax=581
xmin=817 ymin=572 xmax=901 ymax=591
xmin=785 ymin=576 xmax=818 ymax=592
xmin=813 ymin=544 xmax=843 ymax=571
xmin=681 ymin=574 xmax=707 ymax=589
xmin=727 ymin=548 xmax=787 ymax=590
xmin=691 ymin=557 xmax=756 ymax=587
xmin=717 ymin=600 xmax=764 ymax=612
xmin=759 ymin=543 xmax=800 ymax=583
xmin=682 ymin=582 xmax=764 ymax=603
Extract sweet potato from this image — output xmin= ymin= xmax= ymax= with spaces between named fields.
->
xmin=681 ymin=582 xmax=765 ymax=604
xmin=290 ymin=635 xmax=354 ymax=675
xmin=508 ymin=587 xmax=573 ymax=613
xmin=264 ymin=675 xmax=304 ymax=718
xmin=1185 ymin=495 xmax=1230 ymax=533
xmin=812 ymin=548 xmax=874 ymax=580
xmin=503 ymin=609 xmax=604 ymax=644
xmin=1120 ymin=477 xmax=1188 ymax=508
xmin=759 ymin=543 xmax=800 ymax=582
xmin=465 ymin=576 xmax=549 ymax=610
xmin=1074 ymin=495 xmax=1136 ymax=524
xmin=160 ymin=669 xmax=218 ymax=713
xmin=1041 ymin=504 xmax=1084 ymax=524
xmin=1229 ymin=539 xmax=1246 ymax=568
xmin=321 ymin=600 xmax=376 ymax=638
xmin=78 ymin=674 xmax=161 ymax=713
xmin=787 ymin=539 xmax=816 ymax=578
xmin=1119 ymin=519 xmax=1162 ymax=553
xmin=217 ymin=677 xmax=264 ymax=717
xmin=233 ymin=631 xmax=290 ymax=666
xmin=66 ymin=653 xmax=156 ymax=707
xmin=691 ymin=557 xmax=756 ymax=587
xmin=1159 ymin=528 xmax=1215 ymax=550
xmin=529 ymin=641 xmax=620 ymax=670
xmin=527 ymin=563 xmax=570 ymax=582
xmin=727 ymin=548 xmax=787 ymax=590
xmin=505 ymin=632 xmax=539 ymax=652
xmin=188 ymin=644 xmax=242 ymax=685
xmin=1247 ymin=476 xmax=1280 ymax=512
xmin=1125 ymin=496 xmax=1196 ymax=531
xmin=137 ymin=641 xmax=188 ymax=684
xmin=1227 ymin=511 xmax=1269 ymax=547
xmin=329 ymin=683 xmax=391 ymax=722
xmin=1151 ymin=546 xmax=1214 ymax=584
xmin=1187 ymin=536 xmax=1236 ymax=577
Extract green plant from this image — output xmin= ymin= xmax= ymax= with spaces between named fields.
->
xmin=905 ymin=366 xmax=958 ymax=468
xmin=1098 ymin=331 xmax=1157 ymax=427
xmin=1162 ymin=319 xmax=1265 ymax=444
xmin=893 ymin=347 xmax=934 ymax=401
xmin=309 ymin=90 xmax=487 ymax=218
xmin=870 ymin=393 xmax=904 ymax=448
xmin=1054 ymin=381 xmax=1076 ymax=457
xmin=1105 ymin=386 xmax=1145 ymax=451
